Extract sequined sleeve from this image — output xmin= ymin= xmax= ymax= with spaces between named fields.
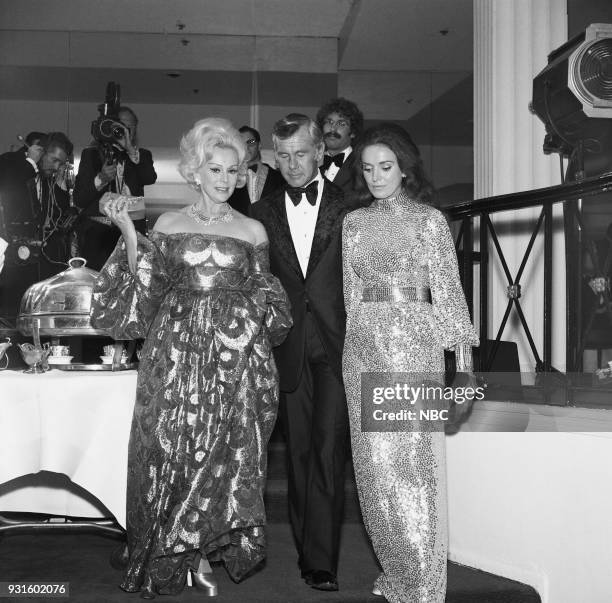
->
xmin=90 ymin=232 xmax=169 ymax=339
xmin=342 ymin=212 xmax=362 ymax=319
xmin=426 ymin=209 xmax=479 ymax=356
xmin=249 ymin=242 xmax=293 ymax=347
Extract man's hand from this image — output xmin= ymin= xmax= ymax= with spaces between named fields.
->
xmin=115 ymin=123 xmax=136 ymax=154
xmin=26 ymin=144 xmax=44 ymax=164
xmin=99 ymin=160 xmax=117 ymax=186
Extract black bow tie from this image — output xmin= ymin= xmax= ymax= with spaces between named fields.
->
xmin=247 ymin=164 xmax=258 ymax=173
xmin=322 ymin=153 xmax=344 ymax=171
xmin=286 ymin=180 xmax=318 ymax=206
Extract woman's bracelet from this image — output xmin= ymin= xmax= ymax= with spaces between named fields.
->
xmin=455 ymin=343 xmax=474 ymax=372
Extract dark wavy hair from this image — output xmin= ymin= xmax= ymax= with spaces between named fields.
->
xmin=45 ymin=131 xmax=74 ymax=158
xmin=316 ymin=97 xmax=364 ymax=138
xmin=353 ymin=122 xmax=434 ymax=204
xmin=239 ymin=125 xmax=260 ymax=143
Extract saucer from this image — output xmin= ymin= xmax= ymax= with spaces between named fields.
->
xmin=100 ymin=355 xmax=128 ymax=364
xmin=48 ymin=355 xmax=73 ymax=364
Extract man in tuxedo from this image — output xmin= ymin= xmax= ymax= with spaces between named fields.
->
xmin=74 ymin=105 xmax=156 ymax=270
xmin=252 ymin=114 xmax=356 ymax=592
xmin=316 ymin=97 xmax=364 ymax=196
xmin=0 ymin=131 xmax=46 ymax=176
xmin=228 ymin=125 xmax=284 ymax=215
xmin=0 ymin=131 xmax=74 ymax=317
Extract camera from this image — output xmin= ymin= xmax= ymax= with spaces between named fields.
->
xmin=91 ymin=82 xmax=125 ymax=161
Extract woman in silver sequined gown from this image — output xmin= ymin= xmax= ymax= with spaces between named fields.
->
xmin=90 ymin=118 xmax=292 ymax=598
xmin=342 ymin=124 xmax=478 ymax=602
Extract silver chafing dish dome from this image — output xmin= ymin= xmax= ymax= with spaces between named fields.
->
xmin=17 ymin=257 xmax=108 ymax=336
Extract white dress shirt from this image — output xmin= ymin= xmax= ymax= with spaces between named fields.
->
xmin=285 ymin=172 xmax=325 ymax=277
xmin=323 ymin=145 xmax=352 ymax=182
xmin=25 ymin=156 xmax=41 ymax=201
xmin=0 ymin=236 xmax=7 ymax=274
xmin=25 ymin=156 xmax=38 ymax=173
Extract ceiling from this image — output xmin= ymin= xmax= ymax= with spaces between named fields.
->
xmin=0 ymin=0 xmax=474 ymax=145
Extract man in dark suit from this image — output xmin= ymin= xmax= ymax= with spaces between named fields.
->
xmin=74 ymin=105 xmax=156 ymax=270
xmin=252 ymin=114 xmax=357 ymax=592
xmin=0 ymin=131 xmax=74 ymax=317
xmin=316 ymin=97 xmax=364 ymax=197
xmin=0 ymin=132 xmax=47 ymax=226
xmin=228 ymin=125 xmax=284 ymax=215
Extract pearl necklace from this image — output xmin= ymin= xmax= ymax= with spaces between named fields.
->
xmin=187 ymin=203 xmax=234 ymax=225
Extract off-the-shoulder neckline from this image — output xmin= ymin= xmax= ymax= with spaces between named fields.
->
xmin=149 ymin=231 xmax=268 ymax=249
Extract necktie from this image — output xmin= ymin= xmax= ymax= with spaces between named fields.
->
xmin=247 ymin=164 xmax=258 ymax=173
xmin=286 ymin=180 xmax=318 ymax=206
xmin=322 ymin=153 xmax=345 ymax=171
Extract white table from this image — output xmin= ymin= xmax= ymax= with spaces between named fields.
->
xmin=0 ymin=369 xmax=137 ymax=529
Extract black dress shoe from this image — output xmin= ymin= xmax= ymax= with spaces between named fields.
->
xmin=109 ymin=543 xmax=129 ymax=570
xmin=305 ymin=570 xmax=338 ymax=591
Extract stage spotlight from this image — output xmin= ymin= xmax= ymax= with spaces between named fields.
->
xmin=532 ymin=23 xmax=612 ymax=175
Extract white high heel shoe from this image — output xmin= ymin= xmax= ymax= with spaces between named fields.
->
xmin=187 ymin=556 xmax=218 ymax=597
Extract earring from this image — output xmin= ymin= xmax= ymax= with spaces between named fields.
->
xmin=194 ymin=178 xmax=201 ymax=190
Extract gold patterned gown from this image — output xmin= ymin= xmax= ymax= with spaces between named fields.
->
xmin=341 ymin=194 xmax=478 ymax=603
xmin=90 ymin=231 xmax=292 ymax=597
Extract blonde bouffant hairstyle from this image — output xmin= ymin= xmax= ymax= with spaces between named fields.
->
xmin=178 ymin=118 xmax=246 ymax=189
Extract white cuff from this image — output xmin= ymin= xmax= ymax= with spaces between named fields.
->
xmin=94 ymin=174 xmax=106 ymax=191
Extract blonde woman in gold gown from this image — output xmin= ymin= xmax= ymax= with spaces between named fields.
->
xmin=91 ymin=118 xmax=292 ymax=599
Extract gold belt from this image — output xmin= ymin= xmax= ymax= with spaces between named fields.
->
xmin=361 ymin=285 xmax=431 ymax=303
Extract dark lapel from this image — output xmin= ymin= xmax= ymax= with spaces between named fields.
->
xmin=25 ymin=177 xmax=41 ymax=222
xmin=332 ymin=152 xmax=356 ymax=192
xmin=305 ymin=180 xmax=345 ymax=279
xmin=266 ymin=190 xmax=303 ymax=279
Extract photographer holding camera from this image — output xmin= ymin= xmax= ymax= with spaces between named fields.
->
xmin=0 ymin=131 xmax=74 ymax=319
xmin=74 ymin=105 xmax=157 ymax=270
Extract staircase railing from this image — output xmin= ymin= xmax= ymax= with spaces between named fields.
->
xmin=445 ymin=173 xmax=612 ymax=377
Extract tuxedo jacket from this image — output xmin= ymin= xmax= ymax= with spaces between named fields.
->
xmin=74 ymin=146 xmax=157 ymax=217
xmin=321 ymin=151 xmax=358 ymax=197
xmin=0 ymin=151 xmax=71 ymax=314
xmin=0 ymin=150 xmax=37 ymax=229
xmin=0 ymin=151 xmax=70 ymax=237
xmin=252 ymin=179 xmax=357 ymax=392
xmin=228 ymin=163 xmax=285 ymax=216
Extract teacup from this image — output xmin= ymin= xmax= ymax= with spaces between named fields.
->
xmin=0 ymin=337 xmax=11 ymax=370
xmin=50 ymin=345 xmax=70 ymax=356
xmin=103 ymin=344 xmax=123 ymax=357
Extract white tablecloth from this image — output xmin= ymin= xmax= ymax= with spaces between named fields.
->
xmin=0 ymin=369 xmax=137 ymax=528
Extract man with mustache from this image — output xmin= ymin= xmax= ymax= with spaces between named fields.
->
xmin=316 ymin=98 xmax=364 ymax=196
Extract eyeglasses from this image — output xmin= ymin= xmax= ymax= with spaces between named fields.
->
xmin=245 ymin=138 xmax=258 ymax=146
xmin=323 ymin=118 xmax=349 ymax=129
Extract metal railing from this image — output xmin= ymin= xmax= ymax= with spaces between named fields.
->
xmin=446 ymin=173 xmax=612 ymax=375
